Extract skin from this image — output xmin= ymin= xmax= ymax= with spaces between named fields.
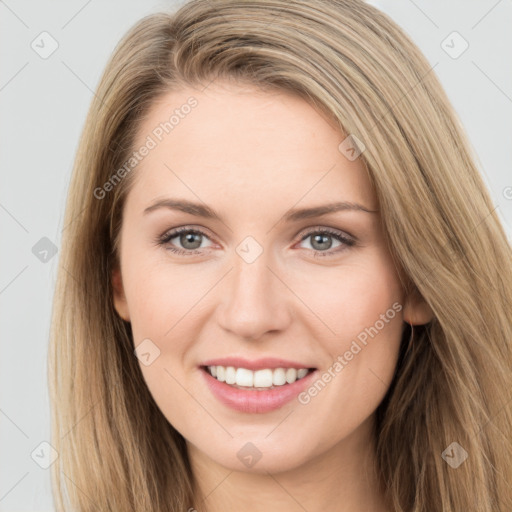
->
xmin=112 ymin=80 xmax=433 ymax=512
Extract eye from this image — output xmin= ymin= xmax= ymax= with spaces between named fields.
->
xmin=296 ymin=228 xmax=355 ymax=257
xmin=156 ymin=226 xmax=356 ymax=258
xmin=156 ymin=227 xmax=214 ymax=255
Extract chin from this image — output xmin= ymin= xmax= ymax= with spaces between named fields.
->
xmin=194 ymin=435 xmax=313 ymax=474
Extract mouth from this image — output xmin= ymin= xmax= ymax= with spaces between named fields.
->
xmin=200 ymin=365 xmax=316 ymax=390
xmin=199 ymin=364 xmax=319 ymax=413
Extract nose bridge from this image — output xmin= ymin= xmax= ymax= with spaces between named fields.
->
xmin=233 ymin=247 xmax=273 ymax=302
xmin=216 ymin=240 xmax=291 ymax=339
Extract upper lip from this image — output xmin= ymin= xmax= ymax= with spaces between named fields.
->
xmin=200 ymin=357 xmax=316 ymax=371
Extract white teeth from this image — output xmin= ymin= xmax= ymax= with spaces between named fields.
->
xmin=253 ymin=369 xmax=273 ymax=388
xmin=225 ymin=366 xmax=236 ymax=384
xmin=206 ymin=365 xmax=312 ymax=388
xmin=272 ymin=368 xmax=286 ymax=386
xmin=216 ymin=366 xmax=225 ymax=382
xmin=285 ymin=368 xmax=297 ymax=383
xmin=236 ymin=367 xmax=253 ymax=387
xmin=297 ymin=368 xmax=308 ymax=379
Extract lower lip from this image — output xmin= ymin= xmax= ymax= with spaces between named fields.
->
xmin=200 ymin=367 xmax=318 ymax=413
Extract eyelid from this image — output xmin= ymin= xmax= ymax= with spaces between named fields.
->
xmin=157 ymin=224 xmax=357 ymax=256
xmin=157 ymin=224 xmax=354 ymax=242
xmin=297 ymin=225 xmax=355 ymax=242
xmin=157 ymin=225 xmax=218 ymax=248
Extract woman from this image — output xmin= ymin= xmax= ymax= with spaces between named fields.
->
xmin=48 ymin=0 xmax=512 ymax=511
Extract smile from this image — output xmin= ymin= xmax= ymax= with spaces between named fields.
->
xmin=200 ymin=365 xmax=318 ymax=413
xmin=204 ymin=365 xmax=312 ymax=389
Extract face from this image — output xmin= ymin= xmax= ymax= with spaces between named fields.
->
xmin=112 ymin=81 xmax=432 ymax=474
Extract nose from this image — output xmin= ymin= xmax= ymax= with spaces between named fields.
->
xmin=215 ymin=248 xmax=292 ymax=341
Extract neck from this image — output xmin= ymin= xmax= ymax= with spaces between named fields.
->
xmin=187 ymin=415 xmax=391 ymax=512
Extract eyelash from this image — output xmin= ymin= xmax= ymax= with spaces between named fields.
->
xmin=156 ymin=226 xmax=356 ymax=258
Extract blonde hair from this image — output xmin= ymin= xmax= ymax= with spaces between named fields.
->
xmin=49 ymin=0 xmax=512 ymax=510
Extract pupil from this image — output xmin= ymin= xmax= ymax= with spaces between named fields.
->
xmin=181 ymin=232 xmax=201 ymax=249
xmin=178 ymin=232 xmax=333 ymax=251
xmin=312 ymin=234 xmax=332 ymax=250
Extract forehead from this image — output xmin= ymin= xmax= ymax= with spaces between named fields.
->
xmin=126 ymin=81 xmax=376 ymax=216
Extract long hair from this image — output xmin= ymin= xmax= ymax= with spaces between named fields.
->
xmin=48 ymin=1 xmax=512 ymax=510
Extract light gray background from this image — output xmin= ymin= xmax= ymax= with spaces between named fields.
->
xmin=1 ymin=1 xmax=511 ymax=510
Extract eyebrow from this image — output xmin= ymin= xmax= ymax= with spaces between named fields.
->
xmin=143 ymin=198 xmax=378 ymax=222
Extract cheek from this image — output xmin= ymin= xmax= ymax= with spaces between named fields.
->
xmin=119 ymin=243 xmax=405 ymax=461
xmin=121 ymin=262 xmax=206 ymax=434
xmin=123 ymin=258 xmax=207 ymax=341
xmin=293 ymin=251 xmax=404 ymax=410
xmin=291 ymin=250 xmax=403 ymax=341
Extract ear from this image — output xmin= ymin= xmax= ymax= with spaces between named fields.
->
xmin=112 ymin=266 xmax=131 ymax=322
xmin=403 ymin=288 xmax=434 ymax=325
